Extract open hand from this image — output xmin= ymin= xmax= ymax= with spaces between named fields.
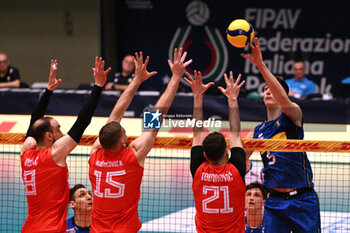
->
xmin=184 ymin=70 xmax=214 ymax=96
xmin=47 ymin=59 xmax=62 ymax=91
xmin=133 ymin=52 xmax=157 ymax=83
xmin=240 ymin=37 xmax=264 ymax=68
xmin=168 ymin=48 xmax=192 ymax=79
xmin=92 ymin=56 xmax=111 ymax=87
xmin=218 ymin=72 xmax=245 ymax=100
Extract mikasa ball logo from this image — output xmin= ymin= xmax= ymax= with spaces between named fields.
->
xmin=168 ymin=0 xmax=228 ymax=87
xmin=186 ymin=1 xmax=210 ymax=26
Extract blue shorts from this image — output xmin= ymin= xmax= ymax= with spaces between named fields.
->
xmin=263 ymin=189 xmax=321 ymax=233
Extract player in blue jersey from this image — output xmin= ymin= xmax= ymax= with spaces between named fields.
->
xmin=241 ymin=38 xmax=321 ymax=233
xmin=66 ymin=184 xmax=92 ymax=233
xmin=245 ymin=182 xmax=267 ymax=233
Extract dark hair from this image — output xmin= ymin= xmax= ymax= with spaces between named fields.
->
xmin=265 ymin=77 xmax=289 ymax=96
xmin=293 ymin=59 xmax=305 ymax=64
xmin=276 ymin=77 xmax=289 ymax=95
xmin=31 ymin=117 xmax=53 ymax=143
xmin=246 ymin=182 xmax=268 ymax=200
xmin=69 ymin=184 xmax=86 ymax=201
xmin=202 ymin=132 xmax=227 ymax=162
xmin=99 ymin=121 xmax=123 ymax=150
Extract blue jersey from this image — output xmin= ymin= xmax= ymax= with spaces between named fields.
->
xmin=66 ymin=216 xmax=90 ymax=233
xmin=285 ymin=77 xmax=316 ymax=97
xmin=342 ymin=76 xmax=350 ymax=84
xmin=245 ymin=216 xmax=264 ymax=233
xmin=253 ymin=113 xmax=313 ymax=189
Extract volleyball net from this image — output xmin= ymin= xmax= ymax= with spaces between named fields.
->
xmin=0 ymin=133 xmax=349 ymax=232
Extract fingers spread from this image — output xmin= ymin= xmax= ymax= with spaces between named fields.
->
xmin=229 ymin=71 xmax=234 ymax=84
xmin=218 ymin=86 xmax=225 ymax=94
xmin=184 ymin=59 xmax=193 ymax=67
xmin=180 ymin=51 xmax=187 ymax=63
xmin=224 ymin=73 xmax=229 ymax=86
xmin=177 ymin=48 xmax=183 ymax=61
xmin=104 ymin=67 xmax=112 ymax=74
xmin=173 ymin=48 xmax=178 ymax=61
xmin=135 ymin=52 xmax=139 ymax=61
xmin=148 ymin=71 xmax=157 ymax=77
xmin=235 ymin=74 xmax=242 ymax=85
xmin=139 ymin=52 xmax=143 ymax=62
xmin=185 ymin=72 xmax=194 ymax=82
xmin=207 ymin=82 xmax=214 ymax=88
xmin=238 ymin=80 xmax=246 ymax=88
xmin=167 ymin=59 xmax=173 ymax=68
xmin=144 ymin=56 xmax=150 ymax=67
xmin=184 ymin=77 xmax=192 ymax=86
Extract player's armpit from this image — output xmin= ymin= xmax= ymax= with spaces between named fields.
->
xmin=190 ymin=146 xmax=206 ymax=177
xmin=91 ymin=137 xmax=101 ymax=155
xmin=51 ymin=135 xmax=78 ymax=167
xmin=21 ymin=137 xmax=37 ymax=155
xmin=228 ymin=147 xmax=246 ymax=181
xmin=245 ymin=150 xmax=253 ymax=159
xmin=129 ymin=130 xmax=157 ymax=167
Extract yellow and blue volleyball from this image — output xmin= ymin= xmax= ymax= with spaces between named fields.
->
xmin=226 ymin=19 xmax=254 ymax=48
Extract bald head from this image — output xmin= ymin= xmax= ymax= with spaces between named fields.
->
xmin=0 ymin=53 xmax=8 ymax=60
xmin=31 ymin=117 xmax=53 ymax=143
xmin=0 ymin=53 xmax=9 ymax=73
xmin=121 ymin=55 xmax=135 ymax=74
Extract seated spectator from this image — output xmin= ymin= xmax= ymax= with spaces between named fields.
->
xmin=105 ymin=54 xmax=135 ymax=90
xmin=67 ymin=184 xmax=92 ymax=233
xmin=245 ymin=182 xmax=267 ymax=233
xmin=0 ymin=53 xmax=21 ymax=88
xmin=286 ymin=60 xmax=316 ymax=98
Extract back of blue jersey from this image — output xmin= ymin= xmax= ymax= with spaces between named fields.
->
xmin=253 ymin=113 xmax=314 ymax=189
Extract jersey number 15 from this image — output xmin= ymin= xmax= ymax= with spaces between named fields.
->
xmin=94 ymin=170 xmax=126 ymax=198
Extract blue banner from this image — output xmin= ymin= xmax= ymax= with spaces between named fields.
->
xmin=116 ymin=1 xmax=350 ymax=95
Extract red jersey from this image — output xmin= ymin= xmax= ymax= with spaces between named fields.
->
xmin=89 ymin=147 xmax=144 ymax=233
xmin=21 ymin=146 xmax=69 ymax=233
xmin=192 ymin=161 xmax=245 ymax=233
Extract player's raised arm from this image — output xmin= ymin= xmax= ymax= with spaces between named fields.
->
xmin=244 ymin=130 xmax=255 ymax=173
xmin=241 ymin=37 xmax=302 ymax=126
xmin=184 ymin=71 xmax=213 ymax=147
xmin=91 ymin=52 xmax=157 ymax=154
xmin=218 ymin=71 xmax=246 ymax=180
xmin=184 ymin=70 xmax=213 ymax=177
xmin=218 ymin=72 xmax=245 ymax=148
xmin=51 ymin=57 xmax=110 ymax=167
xmin=129 ymin=48 xmax=192 ymax=167
xmin=22 ymin=59 xmax=62 ymax=153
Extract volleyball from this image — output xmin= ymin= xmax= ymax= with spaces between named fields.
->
xmin=226 ymin=19 xmax=254 ymax=48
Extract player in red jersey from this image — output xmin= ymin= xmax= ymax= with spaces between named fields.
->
xmin=21 ymin=57 xmax=110 ymax=233
xmin=184 ymin=70 xmax=246 ymax=233
xmin=89 ymin=49 xmax=192 ymax=233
